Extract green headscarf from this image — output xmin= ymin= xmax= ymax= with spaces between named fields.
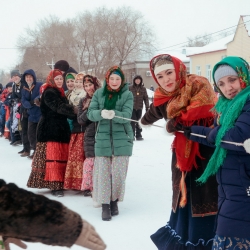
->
xmin=103 ymin=66 xmax=125 ymax=110
xmin=197 ymin=56 xmax=250 ymax=183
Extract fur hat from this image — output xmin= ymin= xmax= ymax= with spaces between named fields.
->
xmin=10 ymin=70 xmax=21 ymax=78
xmin=54 ymin=60 xmax=70 ymax=72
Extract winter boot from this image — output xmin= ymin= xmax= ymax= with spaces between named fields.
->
xmin=110 ymin=199 xmax=119 ymax=216
xmin=102 ymin=204 xmax=111 ymax=221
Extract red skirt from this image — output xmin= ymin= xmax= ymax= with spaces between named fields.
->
xmin=27 ymin=141 xmax=69 ymax=190
xmin=64 ymin=133 xmax=85 ymax=190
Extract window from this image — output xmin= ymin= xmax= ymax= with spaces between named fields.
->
xmin=196 ymin=66 xmax=201 ymax=76
xmin=206 ymin=65 xmax=211 ymax=82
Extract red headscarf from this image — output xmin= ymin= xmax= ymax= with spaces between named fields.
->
xmin=40 ymin=69 xmax=65 ymax=97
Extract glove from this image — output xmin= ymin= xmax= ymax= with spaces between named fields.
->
xmin=3 ymin=237 xmax=27 ymax=250
xmin=73 ymin=106 xmax=78 ymax=114
xmin=183 ymin=126 xmax=192 ymax=139
xmin=75 ymin=219 xmax=106 ymax=250
xmin=34 ymin=98 xmax=41 ymax=107
xmin=206 ymin=126 xmax=220 ymax=144
xmin=166 ymin=119 xmax=183 ymax=133
xmin=29 ymin=100 xmax=35 ymax=106
xmin=101 ymin=109 xmax=115 ymax=119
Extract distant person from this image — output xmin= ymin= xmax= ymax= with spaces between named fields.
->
xmin=129 ymin=75 xmax=149 ymax=140
xmin=150 ymin=85 xmax=154 ymax=91
xmin=21 ymin=69 xmax=43 ymax=159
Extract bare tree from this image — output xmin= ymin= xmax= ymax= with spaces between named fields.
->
xmin=17 ymin=7 xmax=155 ymax=80
xmin=187 ymin=33 xmax=213 ymax=47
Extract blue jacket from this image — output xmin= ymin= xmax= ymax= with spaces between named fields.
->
xmin=190 ymin=98 xmax=250 ymax=238
xmin=21 ymin=69 xmax=43 ymax=123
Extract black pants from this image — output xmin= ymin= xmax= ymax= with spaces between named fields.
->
xmin=21 ymin=115 xmax=30 ymax=152
xmin=28 ymin=121 xmax=38 ymax=151
xmin=131 ymin=109 xmax=142 ymax=138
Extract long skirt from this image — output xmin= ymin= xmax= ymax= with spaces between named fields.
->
xmin=92 ymin=156 xmax=129 ymax=204
xmin=27 ymin=142 xmax=69 ymax=190
xmin=4 ymin=107 xmax=10 ymax=139
xmin=150 ymin=179 xmax=216 ymax=250
xmin=212 ymin=235 xmax=250 ymax=250
xmin=64 ymin=133 xmax=85 ymax=190
xmin=81 ymin=157 xmax=94 ymax=191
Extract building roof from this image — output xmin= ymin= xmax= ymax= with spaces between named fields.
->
xmin=242 ymin=15 xmax=250 ymax=36
xmin=186 ymin=34 xmax=234 ymax=56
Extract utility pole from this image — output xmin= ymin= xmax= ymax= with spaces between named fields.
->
xmin=46 ymin=58 xmax=55 ymax=70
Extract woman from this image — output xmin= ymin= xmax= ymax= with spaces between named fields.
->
xmin=78 ymin=75 xmax=101 ymax=197
xmin=183 ymin=57 xmax=250 ymax=250
xmin=64 ymin=73 xmax=86 ymax=190
xmin=27 ymin=69 xmax=76 ymax=197
xmin=87 ymin=66 xmax=133 ymax=221
xmin=140 ymin=54 xmax=218 ymax=249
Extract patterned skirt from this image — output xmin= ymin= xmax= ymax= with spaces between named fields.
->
xmin=81 ymin=157 xmax=94 ymax=191
xmin=212 ymin=235 xmax=250 ymax=250
xmin=27 ymin=141 xmax=69 ymax=190
xmin=64 ymin=133 xmax=85 ymax=190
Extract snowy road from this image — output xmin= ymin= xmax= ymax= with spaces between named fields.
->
xmin=0 ymin=119 xmax=173 ymax=250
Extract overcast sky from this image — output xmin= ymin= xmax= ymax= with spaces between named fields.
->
xmin=0 ymin=0 xmax=250 ymax=73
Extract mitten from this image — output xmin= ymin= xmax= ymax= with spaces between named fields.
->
xmin=75 ymin=219 xmax=106 ymax=250
xmin=166 ymin=119 xmax=183 ymax=133
xmin=101 ymin=110 xmax=115 ymax=119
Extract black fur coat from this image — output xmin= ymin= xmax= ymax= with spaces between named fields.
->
xmin=0 ymin=179 xmax=82 ymax=247
xmin=37 ymin=86 xmax=75 ymax=143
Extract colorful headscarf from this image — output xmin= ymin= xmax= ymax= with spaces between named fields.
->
xmin=150 ymin=54 xmax=216 ymax=207
xmin=103 ymin=66 xmax=125 ymax=110
xmin=82 ymin=75 xmax=101 ymax=111
xmin=40 ymin=69 xmax=65 ymax=96
xmin=197 ymin=56 xmax=250 ymax=183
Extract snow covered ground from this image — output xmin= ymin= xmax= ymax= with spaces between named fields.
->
xmin=0 ymin=116 xmax=174 ymax=250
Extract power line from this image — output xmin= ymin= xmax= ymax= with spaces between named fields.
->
xmin=0 ymin=19 xmax=249 ymax=53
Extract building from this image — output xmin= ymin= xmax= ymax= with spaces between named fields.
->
xmin=187 ymin=15 xmax=250 ymax=84
xmin=122 ymin=48 xmax=193 ymax=89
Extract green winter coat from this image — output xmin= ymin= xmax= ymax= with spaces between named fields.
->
xmin=87 ymin=83 xmax=134 ymax=157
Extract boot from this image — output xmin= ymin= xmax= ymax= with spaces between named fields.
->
xmin=18 ymin=149 xmax=25 ymax=154
xmin=27 ymin=151 xmax=35 ymax=159
xmin=20 ymin=151 xmax=30 ymax=157
xmin=110 ymin=199 xmax=119 ymax=216
xmin=102 ymin=204 xmax=111 ymax=221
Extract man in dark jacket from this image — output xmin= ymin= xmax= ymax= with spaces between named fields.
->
xmin=21 ymin=69 xmax=43 ymax=159
xmin=129 ymin=75 xmax=149 ymax=140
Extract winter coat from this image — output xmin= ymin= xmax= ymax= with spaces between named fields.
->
xmin=129 ymin=76 xmax=149 ymax=110
xmin=190 ymin=98 xmax=250 ymax=237
xmin=0 ymin=179 xmax=82 ymax=247
xmin=71 ymin=115 xmax=86 ymax=134
xmin=87 ymin=83 xmax=134 ymax=157
xmin=37 ymin=86 xmax=75 ymax=143
xmin=78 ymin=97 xmax=96 ymax=158
xmin=21 ymin=69 xmax=43 ymax=123
xmin=141 ymin=103 xmax=218 ymax=216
